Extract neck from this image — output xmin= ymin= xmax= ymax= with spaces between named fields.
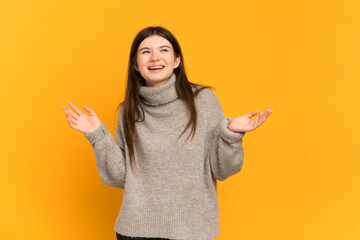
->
xmin=145 ymin=77 xmax=169 ymax=87
xmin=138 ymin=72 xmax=178 ymax=106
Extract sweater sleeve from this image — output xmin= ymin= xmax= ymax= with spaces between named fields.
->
xmin=207 ymin=91 xmax=246 ymax=181
xmin=83 ymin=106 xmax=126 ymax=188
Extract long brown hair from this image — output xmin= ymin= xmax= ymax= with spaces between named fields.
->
xmin=117 ymin=26 xmax=213 ymax=174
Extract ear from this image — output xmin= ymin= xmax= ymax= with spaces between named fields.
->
xmin=174 ymin=55 xmax=181 ymax=69
xmin=134 ymin=62 xmax=139 ymax=71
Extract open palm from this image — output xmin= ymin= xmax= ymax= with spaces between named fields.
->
xmin=228 ymin=109 xmax=273 ymax=133
xmin=61 ymin=101 xmax=102 ymax=134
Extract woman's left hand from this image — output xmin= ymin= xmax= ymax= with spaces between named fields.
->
xmin=228 ymin=109 xmax=273 ymax=133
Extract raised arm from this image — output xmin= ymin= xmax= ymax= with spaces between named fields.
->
xmin=207 ymin=95 xmax=246 ymax=181
xmin=206 ymin=91 xmax=273 ymax=181
xmin=62 ymin=102 xmax=126 ymax=188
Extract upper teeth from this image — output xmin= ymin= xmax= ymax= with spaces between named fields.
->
xmin=149 ymin=66 xmax=164 ymax=69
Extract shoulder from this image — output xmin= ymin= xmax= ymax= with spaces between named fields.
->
xmin=192 ymin=85 xmax=220 ymax=106
xmin=117 ymin=102 xmax=124 ymax=114
xmin=190 ymin=85 xmax=223 ymax=118
xmin=191 ymin=85 xmax=224 ymax=127
xmin=117 ymin=102 xmax=125 ymax=121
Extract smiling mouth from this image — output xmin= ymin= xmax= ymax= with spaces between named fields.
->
xmin=148 ymin=65 xmax=165 ymax=70
xmin=148 ymin=66 xmax=165 ymax=72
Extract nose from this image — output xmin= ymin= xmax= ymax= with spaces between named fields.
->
xmin=150 ymin=51 xmax=160 ymax=62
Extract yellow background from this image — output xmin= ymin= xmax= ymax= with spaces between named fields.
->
xmin=1 ymin=0 xmax=359 ymax=239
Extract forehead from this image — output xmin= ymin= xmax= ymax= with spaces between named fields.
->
xmin=138 ymin=35 xmax=172 ymax=49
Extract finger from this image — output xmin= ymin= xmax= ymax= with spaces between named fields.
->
xmin=83 ymin=105 xmax=97 ymax=117
xmin=256 ymin=117 xmax=260 ymax=128
xmin=261 ymin=111 xmax=266 ymax=123
xmin=68 ymin=118 xmax=77 ymax=129
xmin=68 ymin=115 xmax=78 ymax=125
xmin=253 ymin=117 xmax=258 ymax=128
xmin=63 ymin=108 xmax=79 ymax=120
xmin=263 ymin=109 xmax=270 ymax=120
xmin=262 ymin=111 xmax=268 ymax=121
xmin=257 ymin=112 xmax=261 ymax=123
xmin=67 ymin=101 xmax=83 ymax=116
xmin=247 ymin=110 xmax=260 ymax=119
xmin=263 ymin=112 xmax=266 ymax=123
xmin=258 ymin=117 xmax=262 ymax=127
xmin=252 ymin=110 xmax=260 ymax=118
xmin=254 ymin=116 xmax=259 ymax=127
xmin=259 ymin=112 xmax=264 ymax=123
xmin=263 ymin=110 xmax=269 ymax=122
xmin=61 ymin=105 xmax=71 ymax=115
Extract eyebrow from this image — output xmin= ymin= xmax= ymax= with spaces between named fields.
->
xmin=138 ymin=45 xmax=171 ymax=52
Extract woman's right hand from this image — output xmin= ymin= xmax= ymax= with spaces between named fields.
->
xmin=61 ymin=101 xmax=102 ymax=134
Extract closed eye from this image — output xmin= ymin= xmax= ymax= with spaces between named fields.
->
xmin=141 ymin=49 xmax=169 ymax=54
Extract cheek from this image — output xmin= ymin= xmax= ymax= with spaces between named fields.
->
xmin=165 ymin=55 xmax=175 ymax=65
xmin=137 ymin=57 xmax=146 ymax=68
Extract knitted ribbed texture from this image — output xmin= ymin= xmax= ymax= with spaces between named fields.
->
xmin=138 ymin=73 xmax=178 ymax=106
xmin=84 ymin=73 xmax=245 ymax=240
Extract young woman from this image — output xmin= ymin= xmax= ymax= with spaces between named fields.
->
xmin=61 ymin=26 xmax=273 ymax=240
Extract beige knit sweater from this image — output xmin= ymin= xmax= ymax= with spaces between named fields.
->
xmin=84 ymin=73 xmax=245 ymax=240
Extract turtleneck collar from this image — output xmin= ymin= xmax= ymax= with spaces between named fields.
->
xmin=138 ymin=73 xmax=178 ymax=106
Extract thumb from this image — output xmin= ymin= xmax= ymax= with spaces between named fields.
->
xmin=83 ymin=105 xmax=96 ymax=116
xmin=246 ymin=110 xmax=260 ymax=118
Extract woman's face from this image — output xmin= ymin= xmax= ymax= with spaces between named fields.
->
xmin=135 ymin=35 xmax=181 ymax=87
